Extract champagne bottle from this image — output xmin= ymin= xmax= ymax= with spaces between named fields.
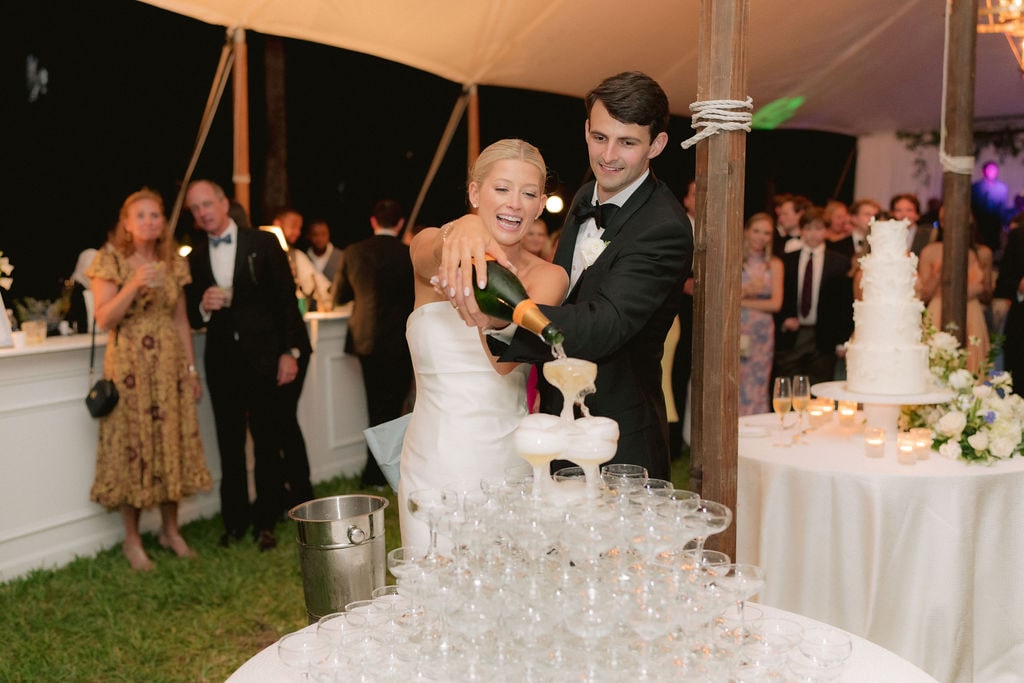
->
xmin=472 ymin=259 xmax=565 ymax=346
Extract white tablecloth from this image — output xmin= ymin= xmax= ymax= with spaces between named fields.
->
xmin=737 ymin=412 xmax=1024 ymax=683
xmin=226 ymin=602 xmax=936 ymax=682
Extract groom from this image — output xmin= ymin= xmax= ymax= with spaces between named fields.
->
xmin=443 ymin=71 xmax=693 ymax=480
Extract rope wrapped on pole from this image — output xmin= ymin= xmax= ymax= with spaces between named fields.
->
xmin=680 ymin=97 xmax=753 ymax=150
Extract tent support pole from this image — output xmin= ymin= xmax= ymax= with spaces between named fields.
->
xmin=691 ymin=0 xmax=749 ymax=561
xmin=940 ymin=0 xmax=976 ymax=346
xmin=406 ymin=87 xmax=472 ymax=232
xmin=231 ymin=28 xmax=251 ymax=219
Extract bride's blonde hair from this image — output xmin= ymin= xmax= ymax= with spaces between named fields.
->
xmin=468 ymin=139 xmax=548 ymax=196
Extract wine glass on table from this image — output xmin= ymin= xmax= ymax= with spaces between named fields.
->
xmin=772 ymin=377 xmax=793 ymax=445
xmin=792 ymin=375 xmax=811 ymax=441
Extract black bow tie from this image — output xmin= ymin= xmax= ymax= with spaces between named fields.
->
xmin=574 ymin=201 xmax=619 ymax=230
xmin=210 ymin=233 xmax=232 ymax=247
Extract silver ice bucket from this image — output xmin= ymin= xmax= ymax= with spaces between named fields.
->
xmin=288 ymin=494 xmax=389 ymax=623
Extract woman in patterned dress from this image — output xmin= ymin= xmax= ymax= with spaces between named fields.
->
xmin=740 ymin=213 xmax=784 ymax=415
xmin=87 ymin=189 xmax=211 ymax=570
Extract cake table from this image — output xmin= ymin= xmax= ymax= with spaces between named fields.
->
xmin=811 ymin=381 xmax=953 ymax=455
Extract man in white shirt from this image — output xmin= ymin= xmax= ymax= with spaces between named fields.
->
xmin=274 ymin=208 xmax=332 ymax=311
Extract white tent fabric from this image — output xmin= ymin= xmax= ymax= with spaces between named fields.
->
xmin=142 ymin=0 xmax=1022 ymax=137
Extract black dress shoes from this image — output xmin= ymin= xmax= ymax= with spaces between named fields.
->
xmin=218 ymin=529 xmax=246 ymax=548
xmin=255 ymin=529 xmax=277 ymax=552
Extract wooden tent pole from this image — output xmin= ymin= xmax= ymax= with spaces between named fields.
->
xmin=467 ymin=84 xmax=480 ymax=173
xmin=939 ymin=0 xmax=976 ymax=345
xmin=690 ymin=0 xmax=749 ymax=561
xmin=231 ymin=28 xmax=251 ymax=218
xmin=406 ymin=88 xmax=471 ymax=231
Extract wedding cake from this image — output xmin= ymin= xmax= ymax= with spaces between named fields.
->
xmin=844 ymin=219 xmax=930 ymax=395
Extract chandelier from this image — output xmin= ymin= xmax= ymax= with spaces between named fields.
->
xmin=978 ymin=0 xmax=1024 ymax=73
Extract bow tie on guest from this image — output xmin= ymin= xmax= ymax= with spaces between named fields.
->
xmin=209 ymin=233 xmax=232 ymax=247
xmin=573 ymin=201 xmax=619 ymax=230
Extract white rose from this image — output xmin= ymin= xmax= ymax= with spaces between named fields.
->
xmin=973 ymin=385 xmax=993 ymax=400
xmin=967 ymin=432 xmax=988 ymax=452
xmin=580 ymin=237 xmax=609 ymax=268
xmin=989 ymin=436 xmax=1018 ymax=459
xmin=939 ymin=441 xmax=962 ymax=459
xmin=931 ymin=332 xmax=959 ymax=352
xmin=989 ymin=371 xmax=1012 ymax=387
xmin=936 ymin=411 xmax=967 ymax=438
xmin=949 ymin=370 xmax=975 ymax=391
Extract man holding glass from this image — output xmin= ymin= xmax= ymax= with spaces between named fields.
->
xmin=184 ymin=179 xmax=313 ymax=551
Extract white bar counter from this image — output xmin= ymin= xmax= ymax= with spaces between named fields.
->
xmin=0 ymin=310 xmax=367 ymax=581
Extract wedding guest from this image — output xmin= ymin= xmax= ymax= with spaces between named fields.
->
xmin=972 ymin=161 xmax=1010 ymax=253
xmin=522 ymin=218 xmax=551 ymax=260
xmin=441 ymin=72 xmax=692 ymax=482
xmin=306 ymin=218 xmax=344 ymax=283
xmin=333 ymin=199 xmax=415 ymax=488
xmin=773 ymin=194 xmax=811 ymax=255
xmin=670 ymin=179 xmax=697 ymax=458
xmin=995 ymin=222 xmax=1024 ymax=394
xmin=398 ymin=139 xmax=567 ymax=547
xmin=831 ymin=198 xmax=880 ymax=258
xmin=823 ymin=199 xmax=851 ymax=247
xmin=87 ymin=188 xmax=210 ymax=571
xmin=184 ymin=180 xmax=312 ymax=551
xmin=774 ymin=207 xmax=854 ymax=386
xmin=889 ymin=193 xmax=935 ymax=256
xmin=740 ymin=213 xmax=784 ymax=415
xmin=273 ymin=208 xmax=332 ymax=312
xmin=64 ymin=247 xmax=98 ymax=333
xmin=917 ymin=207 xmax=993 ymax=374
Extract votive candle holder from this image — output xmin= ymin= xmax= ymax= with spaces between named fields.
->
xmin=864 ymin=427 xmax=886 ymax=458
xmin=897 ymin=432 xmax=917 ymax=465
xmin=910 ymin=427 xmax=932 ymax=460
xmin=837 ymin=401 xmax=858 ymax=427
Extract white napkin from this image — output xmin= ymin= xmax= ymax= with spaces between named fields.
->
xmin=362 ymin=413 xmax=410 ymax=492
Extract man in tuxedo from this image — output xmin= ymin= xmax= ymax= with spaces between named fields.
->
xmin=830 ymin=198 xmax=880 ymax=258
xmin=442 ymin=71 xmax=693 ymax=481
xmin=184 ymin=180 xmax=313 ymax=551
xmin=995 ymin=225 xmax=1024 ymax=395
xmin=306 ymin=218 xmax=344 ymax=283
xmin=890 ymin=193 xmax=935 ymax=257
xmin=773 ymin=207 xmax=854 ymax=386
xmin=773 ymin=194 xmax=811 ymax=256
xmin=333 ymin=199 xmax=415 ymax=488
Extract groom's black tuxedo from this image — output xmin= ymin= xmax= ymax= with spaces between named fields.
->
xmin=492 ymin=174 xmax=692 ymax=480
xmin=185 ymin=226 xmax=312 ymax=536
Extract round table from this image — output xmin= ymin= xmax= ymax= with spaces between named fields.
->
xmin=737 ymin=412 xmax=1024 ymax=683
xmin=226 ymin=602 xmax=937 ymax=682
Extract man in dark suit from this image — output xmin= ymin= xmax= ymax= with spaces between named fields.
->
xmin=442 ymin=71 xmax=693 ymax=481
xmin=774 ymin=207 xmax=854 ymax=386
xmin=995 ymin=225 xmax=1024 ymax=395
xmin=333 ymin=199 xmax=415 ymax=488
xmin=184 ymin=179 xmax=313 ymax=551
xmin=890 ymin=193 xmax=935 ymax=257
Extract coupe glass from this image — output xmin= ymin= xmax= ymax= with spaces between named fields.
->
xmin=711 ymin=563 xmax=765 ymax=642
xmin=791 ymin=626 xmax=853 ymax=680
xmin=772 ymin=377 xmax=793 ymax=444
xmin=684 ymin=499 xmax=733 ymax=565
xmin=406 ymin=487 xmax=456 ymax=560
xmin=513 ymin=415 xmax=567 ymax=499
xmin=277 ymin=630 xmax=330 ymax=681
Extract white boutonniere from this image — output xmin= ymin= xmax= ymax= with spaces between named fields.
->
xmin=580 ymin=237 xmax=609 ymax=268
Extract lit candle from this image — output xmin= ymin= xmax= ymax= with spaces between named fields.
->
xmin=897 ymin=432 xmax=917 ymax=465
xmin=837 ymin=401 xmax=858 ymax=427
xmin=910 ymin=427 xmax=932 ymax=460
xmin=808 ymin=405 xmax=825 ymax=428
xmin=864 ymin=427 xmax=886 ymax=458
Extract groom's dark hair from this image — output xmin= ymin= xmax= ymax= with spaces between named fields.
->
xmin=585 ymin=71 xmax=670 ymax=142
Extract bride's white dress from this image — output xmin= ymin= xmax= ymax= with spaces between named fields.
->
xmin=398 ymin=302 xmax=529 ymax=548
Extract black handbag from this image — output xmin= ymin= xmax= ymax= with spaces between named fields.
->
xmin=85 ymin=319 xmax=118 ymax=418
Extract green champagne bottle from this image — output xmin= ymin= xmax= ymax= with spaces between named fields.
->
xmin=472 ymin=259 xmax=565 ymax=346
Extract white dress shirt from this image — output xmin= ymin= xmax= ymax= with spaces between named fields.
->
xmin=210 ymin=220 xmax=238 ymax=289
xmin=569 ymin=170 xmax=648 ymax=293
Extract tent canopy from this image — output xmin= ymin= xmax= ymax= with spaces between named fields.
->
xmin=142 ymin=0 xmax=1022 ymax=137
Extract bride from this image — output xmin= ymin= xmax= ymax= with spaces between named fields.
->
xmin=398 ymin=139 xmax=568 ymax=548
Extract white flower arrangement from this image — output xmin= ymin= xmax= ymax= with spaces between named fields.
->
xmin=902 ymin=318 xmax=1024 ymax=463
xmin=0 ymin=251 xmax=13 ymax=291
xmin=580 ymin=237 xmax=609 ymax=268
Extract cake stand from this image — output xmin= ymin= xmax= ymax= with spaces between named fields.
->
xmin=811 ymin=381 xmax=953 ymax=455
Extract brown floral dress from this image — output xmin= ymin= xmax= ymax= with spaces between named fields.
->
xmin=86 ymin=249 xmax=211 ymax=509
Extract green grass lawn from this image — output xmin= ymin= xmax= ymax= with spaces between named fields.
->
xmin=0 ymin=456 xmax=689 ymax=682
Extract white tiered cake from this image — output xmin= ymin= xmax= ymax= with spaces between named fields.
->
xmin=844 ymin=219 xmax=930 ymax=395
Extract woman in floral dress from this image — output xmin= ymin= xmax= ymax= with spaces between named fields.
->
xmin=88 ymin=189 xmax=211 ymax=570
xmin=740 ymin=213 xmax=784 ymax=415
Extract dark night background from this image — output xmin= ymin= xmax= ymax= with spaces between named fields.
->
xmin=5 ymin=0 xmax=855 ymax=304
